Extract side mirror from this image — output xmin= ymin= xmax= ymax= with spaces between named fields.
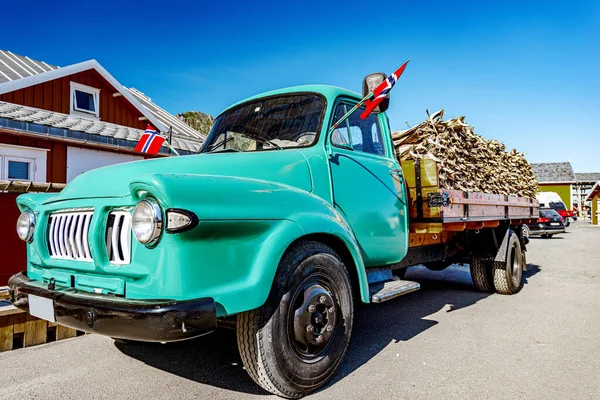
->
xmin=362 ymin=72 xmax=390 ymax=114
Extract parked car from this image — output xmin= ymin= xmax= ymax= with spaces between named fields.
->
xmin=525 ymin=208 xmax=566 ymax=238
xmin=536 ymin=192 xmax=574 ymax=226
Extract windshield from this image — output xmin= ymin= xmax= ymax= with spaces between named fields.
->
xmin=202 ymin=94 xmax=325 ymax=153
xmin=549 ymin=201 xmax=566 ymax=211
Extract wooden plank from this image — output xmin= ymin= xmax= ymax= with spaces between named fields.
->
xmin=33 ymin=83 xmax=44 ymax=109
xmin=0 ymin=305 xmax=22 ymax=317
xmin=23 ymin=313 xmax=47 ymax=347
xmin=0 ymin=180 xmax=65 ymax=193
xmin=0 ymin=287 xmax=8 ymax=301
xmin=53 ymin=78 xmax=62 ymax=113
xmin=2 ymin=91 xmax=13 ymax=103
xmin=13 ymin=312 xmax=25 ymax=334
xmin=56 ymin=325 xmax=78 ymax=340
xmin=61 ymin=76 xmax=70 ymax=114
xmin=409 ymin=222 xmax=443 ymax=234
xmin=24 ymin=86 xmax=35 ymax=108
xmin=43 ymin=81 xmax=53 ymax=110
xmin=444 ymin=222 xmax=467 ymax=231
xmin=0 ymin=315 xmax=14 ymax=352
xmin=13 ymin=88 xmax=24 ymax=105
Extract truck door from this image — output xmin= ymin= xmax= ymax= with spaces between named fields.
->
xmin=328 ymin=101 xmax=408 ymax=267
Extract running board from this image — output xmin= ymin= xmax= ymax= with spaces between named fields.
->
xmin=369 ymin=280 xmax=420 ymax=303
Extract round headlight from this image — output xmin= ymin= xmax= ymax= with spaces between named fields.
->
xmin=132 ymin=198 xmax=163 ymax=245
xmin=16 ymin=211 xmax=35 ymax=242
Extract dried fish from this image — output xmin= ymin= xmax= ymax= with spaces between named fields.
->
xmin=393 ymin=110 xmax=538 ymax=198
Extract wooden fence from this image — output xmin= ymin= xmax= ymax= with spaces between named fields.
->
xmin=0 ymin=286 xmax=83 ymax=352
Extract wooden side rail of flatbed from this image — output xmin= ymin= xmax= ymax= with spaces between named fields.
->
xmin=401 ymin=158 xmax=539 ymax=241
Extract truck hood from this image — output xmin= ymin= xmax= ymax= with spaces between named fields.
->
xmin=49 ymin=151 xmax=313 ymax=203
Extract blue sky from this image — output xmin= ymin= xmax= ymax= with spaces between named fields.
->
xmin=4 ymin=1 xmax=599 ymax=171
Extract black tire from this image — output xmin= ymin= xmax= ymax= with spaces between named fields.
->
xmin=493 ymin=230 xmax=524 ymax=295
xmin=237 ymin=241 xmax=353 ymax=398
xmin=424 ymin=260 xmax=452 ymax=271
xmin=563 ymin=219 xmax=570 ymax=227
xmin=470 ymin=258 xmax=494 ymax=292
xmin=540 ymin=234 xmax=549 ymax=239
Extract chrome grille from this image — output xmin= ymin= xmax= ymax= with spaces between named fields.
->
xmin=48 ymin=210 xmax=94 ymax=262
xmin=106 ymin=211 xmax=132 ymax=265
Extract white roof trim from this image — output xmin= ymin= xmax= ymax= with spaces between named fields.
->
xmin=0 ymin=59 xmax=168 ymax=132
xmin=538 ymin=181 xmax=576 ymax=185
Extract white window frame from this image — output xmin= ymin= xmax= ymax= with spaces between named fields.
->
xmin=0 ymin=144 xmax=48 ymax=182
xmin=70 ymin=81 xmax=100 ymax=119
xmin=4 ymin=156 xmax=35 ymax=181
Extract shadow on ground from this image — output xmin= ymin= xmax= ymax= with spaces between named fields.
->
xmin=115 ymin=263 xmax=541 ymax=396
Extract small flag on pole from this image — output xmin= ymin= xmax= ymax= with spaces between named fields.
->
xmin=360 ymin=60 xmax=409 ymax=120
xmin=134 ymin=125 xmax=166 ymax=154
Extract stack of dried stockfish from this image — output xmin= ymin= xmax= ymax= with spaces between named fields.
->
xmin=392 ymin=110 xmax=537 ymax=198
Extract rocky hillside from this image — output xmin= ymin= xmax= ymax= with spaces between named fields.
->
xmin=177 ymin=111 xmax=214 ymax=135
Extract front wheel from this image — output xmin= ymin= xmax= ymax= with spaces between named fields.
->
xmin=237 ymin=241 xmax=353 ymax=398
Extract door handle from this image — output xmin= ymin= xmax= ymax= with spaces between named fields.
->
xmin=389 ymin=168 xmax=403 ymax=175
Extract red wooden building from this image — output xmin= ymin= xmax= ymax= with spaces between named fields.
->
xmin=0 ymin=50 xmax=205 ymax=284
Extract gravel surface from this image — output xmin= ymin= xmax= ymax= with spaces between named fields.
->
xmin=1 ymin=223 xmax=599 ymax=400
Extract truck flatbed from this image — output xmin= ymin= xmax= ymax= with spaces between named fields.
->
xmin=401 ymin=158 xmax=538 ymax=247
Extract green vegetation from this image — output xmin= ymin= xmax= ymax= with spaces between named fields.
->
xmin=177 ymin=111 xmax=214 ymax=135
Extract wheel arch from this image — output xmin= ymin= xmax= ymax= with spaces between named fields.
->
xmin=285 ymin=233 xmax=369 ymax=303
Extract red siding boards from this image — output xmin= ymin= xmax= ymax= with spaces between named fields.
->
xmin=0 ymin=193 xmax=25 ymax=285
xmin=0 ymin=69 xmax=147 ymax=130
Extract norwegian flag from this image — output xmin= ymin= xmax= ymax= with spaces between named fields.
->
xmin=134 ymin=125 xmax=166 ymax=154
xmin=360 ymin=60 xmax=409 ymax=120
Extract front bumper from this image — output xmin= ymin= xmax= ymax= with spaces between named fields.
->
xmin=8 ymin=272 xmax=217 ymax=342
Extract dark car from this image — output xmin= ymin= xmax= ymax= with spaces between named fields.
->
xmin=525 ymin=208 xmax=566 ymax=238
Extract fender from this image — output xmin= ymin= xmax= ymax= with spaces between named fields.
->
xmin=128 ymin=173 xmax=370 ymax=313
xmin=16 ymin=193 xmax=59 ymax=211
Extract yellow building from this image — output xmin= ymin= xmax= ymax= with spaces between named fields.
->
xmin=586 ymin=182 xmax=600 ymax=225
xmin=532 ymin=162 xmax=576 ymax=209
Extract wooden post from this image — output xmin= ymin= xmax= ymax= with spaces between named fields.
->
xmin=593 ymin=195 xmax=598 ymax=225
xmin=0 ymin=315 xmax=14 ymax=352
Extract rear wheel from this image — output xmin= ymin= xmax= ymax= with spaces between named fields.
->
xmin=237 ymin=241 xmax=353 ymax=398
xmin=470 ymin=258 xmax=494 ymax=292
xmin=493 ymin=230 xmax=524 ymax=295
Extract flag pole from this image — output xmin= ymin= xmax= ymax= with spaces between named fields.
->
xmin=328 ymin=59 xmax=410 ymax=135
xmin=328 ymin=92 xmax=374 ymax=135
xmin=164 ymin=127 xmax=180 ymax=156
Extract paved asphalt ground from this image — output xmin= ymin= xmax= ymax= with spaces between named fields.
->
xmin=1 ymin=223 xmax=599 ymax=399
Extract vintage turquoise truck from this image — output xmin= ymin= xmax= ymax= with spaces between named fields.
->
xmin=9 ymin=78 xmax=538 ymax=398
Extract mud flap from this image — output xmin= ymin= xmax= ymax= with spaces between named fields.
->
xmin=493 ymin=227 xmax=510 ymax=263
xmin=493 ymin=226 xmax=527 ymax=272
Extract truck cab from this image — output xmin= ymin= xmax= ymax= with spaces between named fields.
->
xmin=9 ymin=83 xmax=530 ymax=398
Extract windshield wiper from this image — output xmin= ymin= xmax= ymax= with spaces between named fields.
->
xmin=200 ymin=136 xmax=235 ymax=153
xmin=240 ymin=133 xmax=282 ymax=150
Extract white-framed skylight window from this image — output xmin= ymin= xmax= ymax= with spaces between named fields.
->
xmin=70 ymin=81 xmax=100 ymax=119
